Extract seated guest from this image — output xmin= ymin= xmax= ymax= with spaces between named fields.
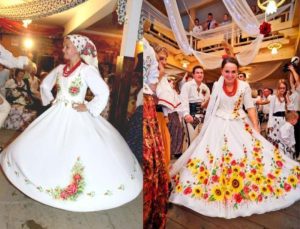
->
xmin=4 ymin=69 xmax=36 ymax=130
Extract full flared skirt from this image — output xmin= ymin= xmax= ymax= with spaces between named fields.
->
xmin=0 ymin=103 xmax=142 ymax=212
xmin=169 ymin=116 xmax=300 ymax=219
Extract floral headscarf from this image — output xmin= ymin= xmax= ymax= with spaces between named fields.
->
xmin=66 ymin=34 xmax=98 ymax=69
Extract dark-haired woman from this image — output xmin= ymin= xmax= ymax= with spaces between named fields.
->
xmin=169 ymin=57 xmax=300 ymax=218
xmin=4 ymin=68 xmax=36 ymax=130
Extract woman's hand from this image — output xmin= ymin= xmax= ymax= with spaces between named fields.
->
xmin=253 ymin=125 xmax=260 ymax=133
xmin=72 ymin=103 xmax=88 ymax=112
xmin=164 ymin=116 xmax=169 ymax=124
xmin=184 ymin=114 xmax=194 ymax=123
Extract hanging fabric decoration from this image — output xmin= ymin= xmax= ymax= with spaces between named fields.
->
xmin=116 ymin=0 xmax=144 ymax=40
xmin=0 ymin=0 xmax=87 ymax=20
xmin=161 ymin=0 xmax=291 ymax=69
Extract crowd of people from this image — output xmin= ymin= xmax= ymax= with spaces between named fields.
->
xmin=143 ymin=37 xmax=300 ymax=228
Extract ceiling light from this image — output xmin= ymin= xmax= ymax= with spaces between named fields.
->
xmin=268 ymin=41 xmax=282 ymax=55
xmin=257 ymin=0 xmax=285 ymax=15
xmin=22 ymin=19 xmax=32 ymax=28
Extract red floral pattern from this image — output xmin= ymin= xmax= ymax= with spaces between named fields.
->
xmin=143 ymin=95 xmax=169 ymax=229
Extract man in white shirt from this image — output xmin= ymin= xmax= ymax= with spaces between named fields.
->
xmin=180 ymin=65 xmax=210 ymax=148
xmin=204 ymin=13 xmax=218 ymax=30
xmin=257 ymin=88 xmax=272 ymax=123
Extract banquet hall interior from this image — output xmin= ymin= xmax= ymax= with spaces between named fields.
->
xmin=143 ymin=0 xmax=300 ymax=228
xmin=0 ymin=1 xmax=142 ymax=228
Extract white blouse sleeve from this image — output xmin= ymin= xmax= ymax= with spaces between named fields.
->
xmin=180 ymin=83 xmax=190 ymax=117
xmin=83 ymin=66 xmax=109 ymax=117
xmin=243 ymin=83 xmax=255 ymax=109
xmin=40 ymin=66 xmax=60 ymax=106
xmin=0 ymin=44 xmax=29 ymax=69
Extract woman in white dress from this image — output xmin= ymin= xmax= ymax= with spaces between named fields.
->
xmin=267 ymin=79 xmax=290 ymax=146
xmin=0 ymin=35 xmax=142 ymax=212
xmin=169 ymin=57 xmax=300 ymax=218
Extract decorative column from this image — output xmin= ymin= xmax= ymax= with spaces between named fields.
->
xmin=109 ymin=0 xmax=142 ymax=134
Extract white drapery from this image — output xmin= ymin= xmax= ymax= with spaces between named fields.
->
xmin=162 ymin=0 xmax=292 ymax=69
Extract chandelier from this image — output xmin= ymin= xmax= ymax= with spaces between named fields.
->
xmin=267 ymin=41 xmax=282 ymax=55
xmin=181 ymin=59 xmax=190 ymax=69
xmin=257 ymin=0 xmax=286 ymax=15
xmin=0 ymin=0 xmax=87 ymax=20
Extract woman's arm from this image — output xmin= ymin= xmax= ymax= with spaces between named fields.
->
xmin=243 ymin=84 xmax=259 ymax=132
xmin=81 ymin=66 xmax=109 ymax=116
xmin=247 ymin=107 xmax=260 ymax=132
xmin=40 ymin=66 xmax=59 ymax=105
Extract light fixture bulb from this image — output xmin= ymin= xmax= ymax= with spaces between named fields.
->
xmin=271 ymin=47 xmax=278 ymax=55
xmin=266 ymin=0 xmax=277 ymax=15
xmin=22 ymin=19 xmax=32 ymax=28
xmin=24 ymin=38 xmax=33 ymax=49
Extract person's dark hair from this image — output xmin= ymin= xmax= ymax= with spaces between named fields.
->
xmin=194 ymin=18 xmax=199 ymax=23
xmin=221 ymin=57 xmax=239 ymax=68
xmin=238 ymin=72 xmax=246 ymax=78
xmin=224 ymin=13 xmax=229 ymax=17
xmin=14 ymin=68 xmax=25 ymax=78
xmin=208 ymin=13 xmax=213 ymax=16
xmin=268 ymin=88 xmax=273 ymax=94
xmin=192 ymin=65 xmax=204 ymax=74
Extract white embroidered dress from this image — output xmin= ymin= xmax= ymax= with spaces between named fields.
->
xmin=0 ymin=63 xmax=142 ymax=211
xmin=170 ymin=80 xmax=300 ymax=218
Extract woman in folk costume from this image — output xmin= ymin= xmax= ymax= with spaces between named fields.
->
xmin=267 ymin=79 xmax=290 ymax=146
xmin=156 ymin=76 xmax=184 ymax=159
xmin=169 ymin=57 xmax=300 ymax=218
xmin=153 ymin=45 xmax=171 ymax=176
xmin=0 ymin=43 xmax=34 ymax=150
xmin=0 ymin=35 xmax=142 ymax=211
xmin=143 ymin=38 xmax=169 ymax=229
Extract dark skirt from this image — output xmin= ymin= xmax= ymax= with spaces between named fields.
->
xmin=168 ymin=112 xmax=184 ymax=156
xmin=125 ymin=105 xmax=143 ymax=164
xmin=143 ymin=94 xmax=169 ymax=229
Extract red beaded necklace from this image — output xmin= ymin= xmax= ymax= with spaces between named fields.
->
xmin=63 ymin=60 xmax=81 ymax=77
xmin=223 ymin=79 xmax=238 ymax=97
